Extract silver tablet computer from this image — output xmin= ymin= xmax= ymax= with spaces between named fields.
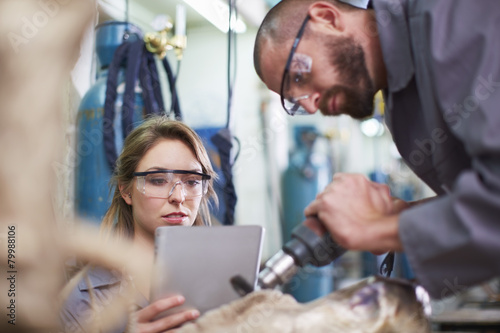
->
xmin=151 ymin=225 xmax=265 ymax=317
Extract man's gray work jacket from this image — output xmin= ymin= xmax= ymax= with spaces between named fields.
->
xmin=373 ymin=0 xmax=500 ymax=298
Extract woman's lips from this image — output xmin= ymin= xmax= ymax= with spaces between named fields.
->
xmin=162 ymin=213 xmax=188 ymax=224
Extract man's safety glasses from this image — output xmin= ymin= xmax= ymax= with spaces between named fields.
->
xmin=134 ymin=170 xmax=210 ymax=200
xmin=280 ymin=15 xmax=314 ymax=116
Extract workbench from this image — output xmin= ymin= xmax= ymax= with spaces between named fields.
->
xmin=431 ymin=307 xmax=500 ymax=332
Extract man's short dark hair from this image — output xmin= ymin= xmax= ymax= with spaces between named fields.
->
xmin=253 ymin=0 xmax=356 ymax=79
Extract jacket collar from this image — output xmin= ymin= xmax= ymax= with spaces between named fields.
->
xmin=78 ymin=266 xmax=121 ymax=290
xmin=78 ymin=266 xmax=149 ymax=309
xmin=373 ymin=0 xmax=415 ymax=93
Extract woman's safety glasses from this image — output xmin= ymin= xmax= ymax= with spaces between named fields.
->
xmin=134 ymin=170 xmax=210 ymax=200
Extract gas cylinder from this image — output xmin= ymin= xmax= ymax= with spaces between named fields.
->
xmin=74 ymin=21 xmax=144 ymax=224
xmin=282 ymin=125 xmax=335 ymax=302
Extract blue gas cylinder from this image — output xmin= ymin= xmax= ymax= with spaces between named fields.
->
xmin=282 ymin=125 xmax=335 ymax=302
xmin=75 ymin=21 xmax=144 ymax=224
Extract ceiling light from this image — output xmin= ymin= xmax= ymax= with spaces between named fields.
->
xmin=183 ymin=0 xmax=246 ymax=33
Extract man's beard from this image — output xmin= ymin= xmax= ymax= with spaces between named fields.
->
xmin=318 ymin=36 xmax=376 ymax=120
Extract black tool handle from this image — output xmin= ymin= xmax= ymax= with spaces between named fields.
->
xmin=284 ymin=216 xmax=346 ymax=267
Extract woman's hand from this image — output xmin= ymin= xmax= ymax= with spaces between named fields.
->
xmin=134 ymin=295 xmax=199 ymax=333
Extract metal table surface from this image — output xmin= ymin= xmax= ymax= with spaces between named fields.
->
xmin=431 ymin=307 xmax=500 ymax=332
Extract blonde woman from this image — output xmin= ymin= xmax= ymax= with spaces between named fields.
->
xmin=61 ymin=116 xmax=218 ymax=332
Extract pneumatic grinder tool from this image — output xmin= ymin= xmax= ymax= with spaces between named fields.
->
xmin=231 ymin=216 xmax=346 ymax=296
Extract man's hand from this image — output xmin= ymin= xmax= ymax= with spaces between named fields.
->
xmin=134 ymin=295 xmax=199 ymax=333
xmin=304 ymin=173 xmax=407 ymax=254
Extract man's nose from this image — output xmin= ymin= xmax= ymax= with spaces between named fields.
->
xmin=299 ymin=92 xmax=320 ymax=114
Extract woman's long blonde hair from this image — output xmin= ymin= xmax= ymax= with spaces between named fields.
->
xmin=100 ymin=116 xmax=218 ymax=239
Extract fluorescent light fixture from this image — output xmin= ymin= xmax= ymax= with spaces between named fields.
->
xmin=183 ymin=0 xmax=247 ymax=33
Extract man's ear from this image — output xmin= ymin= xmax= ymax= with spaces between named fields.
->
xmin=119 ymin=184 xmax=132 ymax=205
xmin=308 ymin=1 xmax=345 ymax=33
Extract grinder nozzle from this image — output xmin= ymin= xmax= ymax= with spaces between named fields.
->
xmin=231 ymin=216 xmax=346 ymax=296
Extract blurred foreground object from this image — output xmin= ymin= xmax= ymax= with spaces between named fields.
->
xmin=0 ymin=1 xmax=149 ymax=331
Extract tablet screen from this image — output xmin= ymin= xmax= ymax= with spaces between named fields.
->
xmin=150 ymin=225 xmax=264 ymax=317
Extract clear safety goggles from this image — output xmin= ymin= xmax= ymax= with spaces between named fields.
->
xmin=134 ymin=170 xmax=210 ymax=200
xmin=280 ymin=15 xmax=315 ymax=116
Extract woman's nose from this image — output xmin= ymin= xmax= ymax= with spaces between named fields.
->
xmin=168 ymin=182 xmax=186 ymax=203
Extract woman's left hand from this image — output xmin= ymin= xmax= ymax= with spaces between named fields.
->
xmin=134 ymin=295 xmax=199 ymax=332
